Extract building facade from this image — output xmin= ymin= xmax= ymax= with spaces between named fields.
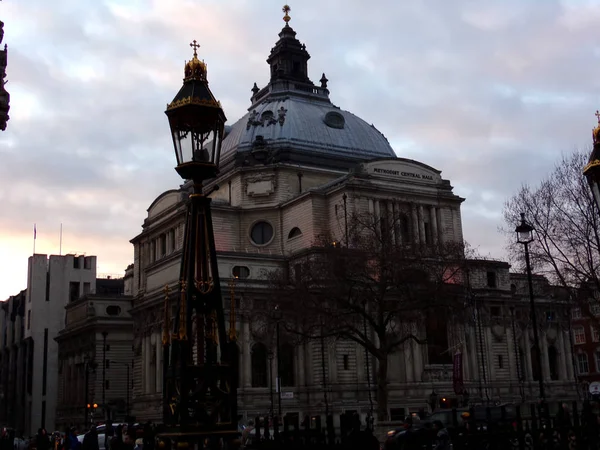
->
xmin=55 ymin=277 xmax=134 ymax=429
xmin=129 ymin=14 xmax=579 ymax=425
xmin=0 ymin=290 xmax=27 ymax=434
xmin=570 ymin=294 xmax=600 ymax=395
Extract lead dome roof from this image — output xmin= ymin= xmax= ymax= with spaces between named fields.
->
xmin=218 ymin=21 xmax=396 ymax=172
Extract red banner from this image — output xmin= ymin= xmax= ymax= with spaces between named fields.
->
xmin=453 ymin=351 xmax=464 ymax=394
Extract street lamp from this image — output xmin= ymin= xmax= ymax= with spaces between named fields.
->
xmin=583 ymin=111 xmax=600 ymax=212
xmin=161 ymin=40 xmax=237 ymax=445
xmin=268 ymin=351 xmax=274 ymax=418
xmin=274 ymin=305 xmax=282 ymax=419
xmin=82 ymin=355 xmax=97 ymax=427
xmin=515 ymin=212 xmax=545 ymax=401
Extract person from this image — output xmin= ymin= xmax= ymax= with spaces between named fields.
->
xmin=66 ymin=428 xmax=80 ymax=450
xmin=109 ymin=426 xmax=123 ymax=450
xmin=433 ymin=421 xmax=451 ymax=450
xmin=82 ymin=427 xmax=98 ymax=450
xmin=36 ymin=429 xmax=51 ymax=450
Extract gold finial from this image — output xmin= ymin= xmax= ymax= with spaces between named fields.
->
xmin=282 ymin=5 xmax=291 ymax=23
xmin=594 ymin=110 xmax=600 ymax=144
xmin=190 ymin=40 xmax=200 ymax=58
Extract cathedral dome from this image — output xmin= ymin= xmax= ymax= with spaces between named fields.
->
xmin=220 ymin=97 xmax=396 ymax=169
xmin=218 ymin=10 xmax=396 ymax=171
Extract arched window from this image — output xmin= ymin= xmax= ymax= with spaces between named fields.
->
xmin=426 ymin=312 xmax=451 ymax=365
xmin=251 ymin=343 xmax=268 ymax=387
xmin=279 ymin=343 xmax=295 ymax=387
xmin=288 ymin=227 xmax=302 ymax=239
xmin=548 ymin=345 xmax=559 ymax=380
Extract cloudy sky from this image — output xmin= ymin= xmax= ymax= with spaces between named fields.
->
xmin=1 ymin=0 xmax=599 ymax=299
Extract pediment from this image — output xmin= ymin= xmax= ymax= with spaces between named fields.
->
xmin=147 ymin=190 xmax=181 ymax=219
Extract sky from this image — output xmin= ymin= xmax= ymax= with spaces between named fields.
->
xmin=1 ymin=0 xmax=600 ymax=299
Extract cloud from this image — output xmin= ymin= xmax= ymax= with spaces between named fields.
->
xmin=1 ymin=0 xmax=599 ymax=298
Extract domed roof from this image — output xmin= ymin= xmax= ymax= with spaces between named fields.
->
xmin=218 ymin=14 xmax=396 ymax=171
xmin=220 ymin=96 xmax=396 ymax=166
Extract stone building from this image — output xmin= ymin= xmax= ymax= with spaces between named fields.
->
xmin=55 ymin=276 xmax=134 ymax=429
xmin=129 ymin=13 xmax=578 ymax=425
xmin=0 ymin=290 xmax=27 ymax=433
xmin=0 ymin=254 xmax=97 ymax=435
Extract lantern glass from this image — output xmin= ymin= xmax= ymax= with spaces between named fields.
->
xmin=515 ymin=213 xmax=534 ymax=244
xmin=170 ymin=121 xmax=224 ymax=168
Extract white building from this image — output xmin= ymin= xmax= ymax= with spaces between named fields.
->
xmin=23 ymin=254 xmax=96 ymax=434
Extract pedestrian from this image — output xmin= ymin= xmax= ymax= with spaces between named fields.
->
xmin=433 ymin=421 xmax=451 ymax=450
xmin=82 ymin=427 xmax=98 ymax=450
xmin=35 ymin=429 xmax=51 ymax=450
xmin=109 ymin=426 xmax=123 ymax=450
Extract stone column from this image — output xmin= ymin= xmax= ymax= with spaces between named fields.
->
xmin=506 ymin=327 xmax=517 ymax=381
xmin=485 ymin=328 xmax=495 ymax=381
xmin=155 ymin=334 xmax=162 ymax=393
xmin=298 ymin=342 xmax=305 ymax=387
xmin=557 ymin=330 xmax=567 ymax=380
xmin=243 ymin=321 xmax=251 ymax=388
xmin=524 ymin=332 xmax=532 ymax=381
xmin=368 ymin=198 xmax=374 ymax=216
xmin=374 ymin=200 xmax=381 ymax=232
xmin=540 ymin=333 xmax=551 ymax=381
xmin=405 ymin=343 xmax=414 ymax=382
xmin=437 ymin=207 xmax=445 ymax=244
xmin=411 ymin=204 xmax=419 ymax=244
xmin=430 ymin=207 xmax=438 ymax=245
xmin=388 ymin=201 xmax=395 ymax=244
xmin=563 ymin=330 xmax=574 ymax=381
xmin=418 ymin=205 xmax=426 ymax=244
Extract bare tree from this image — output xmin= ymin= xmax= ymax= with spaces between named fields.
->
xmin=268 ymin=209 xmax=472 ymax=421
xmin=502 ymin=149 xmax=600 ymax=322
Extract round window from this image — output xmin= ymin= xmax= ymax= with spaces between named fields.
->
xmin=106 ymin=305 xmax=122 ymax=316
xmin=232 ymin=266 xmax=250 ymax=279
xmin=250 ymin=221 xmax=274 ymax=245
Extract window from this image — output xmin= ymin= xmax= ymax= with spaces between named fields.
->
xmin=490 ymin=307 xmax=501 ymax=318
xmin=250 ymin=221 xmax=274 ymax=245
xmin=84 ymin=257 xmax=92 ymax=270
xmin=280 ymin=343 xmax=295 ymax=387
xmin=168 ymin=229 xmax=176 ymax=253
xmin=69 ymin=282 xmax=79 ymax=303
xmin=232 ymin=266 xmax=250 ymax=279
xmin=105 ymin=360 xmax=110 ymax=369
xmin=572 ymin=308 xmax=582 ymax=319
xmin=486 ymin=271 xmax=497 ymax=288
xmin=426 ymin=312 xmax=451 ymax=365
xmin=83 ymin=283 xmax=91 ymax=295
xmin=105 ymin=379 xmax=110 ymax=390
xmin=577 ymin=353 xmax=589 ymax=374
xmin=546 ymin=311 xmax=556 ymax=322
xmin=105 ymin=306 xmax=122 ymax=316
xmin=288 ymin=227 xmax=302 ymax=239
xmin=73 ymin=257 xmax=80 ymax=269
xmin=343 ymin=355 xmax=349 ymax=370
xmin=105 ymin=344 xmax=111 ymax=352
xmin=593 ymin=326 xmax=600 ymax=343
xmin=574 ymin=326 xmax=586 ymax=344
xmin=497 ymin=355 xmax=503 ymax=369
xmin=251 ymin=343 xmax=268 ymax=387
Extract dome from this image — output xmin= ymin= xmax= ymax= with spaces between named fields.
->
xmin=220 ymin=96 xmax=395 ymax=168
xmin=217 ymin=17 xmax=397 ymax=172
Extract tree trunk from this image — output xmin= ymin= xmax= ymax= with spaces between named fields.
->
xmin=376 ymin=355 xmax=389 ymax=421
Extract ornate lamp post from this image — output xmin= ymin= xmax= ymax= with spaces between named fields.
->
xmin=515 ymin=212 xmax=545 ymax=402
xmin=160 ymin=40 xmax=238 ymax=447
xmin=584 ymin=112 xmax=600 ymax=212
